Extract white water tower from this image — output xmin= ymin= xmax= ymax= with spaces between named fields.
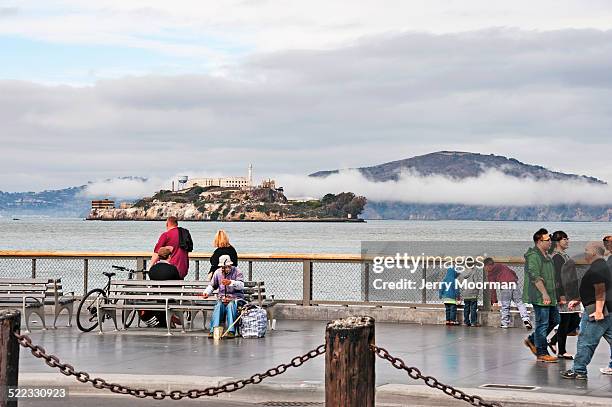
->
xmin=178 ymin=176 xmax=188 ymax=190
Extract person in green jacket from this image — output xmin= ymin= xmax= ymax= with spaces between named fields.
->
xmin=523 ymin=228 xmax=560 ymax=363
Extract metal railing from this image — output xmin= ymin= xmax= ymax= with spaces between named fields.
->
xmin=0 ymin=251 xmax=589 ymax=310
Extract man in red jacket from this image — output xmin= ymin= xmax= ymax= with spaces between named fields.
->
xmin=149 ymin=216 xmax=189 ymax=279
xmin=484 ymin=257 xmax=532 ymax=329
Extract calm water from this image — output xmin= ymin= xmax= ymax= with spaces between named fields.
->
xmin=1 ymin=218 xmax=610 ymax=298
xmin=1 ymin=218 xmax=611 ymax=253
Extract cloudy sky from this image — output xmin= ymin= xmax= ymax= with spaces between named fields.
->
xmin=1 ymin=0 xmax=612 ymax=198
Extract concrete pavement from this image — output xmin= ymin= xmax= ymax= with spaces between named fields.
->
xmin=17 ymin=318 xmax=612 ymax=406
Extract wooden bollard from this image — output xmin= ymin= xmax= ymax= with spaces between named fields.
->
xmin=0 ymin=310 xmax=20 ymax=407
xmin=325 ymin=316 xmax=375 ymax=407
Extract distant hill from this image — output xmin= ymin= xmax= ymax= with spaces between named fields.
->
xmin=0 ymin=177 xmax=145 ymax=218
xmin=310 ymin=151 xmax=612 ymax=221
xmin=0 ymin=186 xmax=90 ymax=217
xmin=310 ymin=151 xmax=605 ymax=184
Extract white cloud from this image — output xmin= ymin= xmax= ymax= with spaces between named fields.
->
xmin=279 ymin=169 xmax=612 ymax=206
xmin=81 ymin=177 xmax=165 ymax=199
xmin=4 ymin=1 xmax=612 ymax=58
xmin=1 ymin=28 xmax=612 ymax=191
xmin=79 ymin=168 xmax=612 ymax=206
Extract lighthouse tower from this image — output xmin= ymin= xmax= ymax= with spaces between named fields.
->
xmin=248 ymin=164 xmax=253 ymax=187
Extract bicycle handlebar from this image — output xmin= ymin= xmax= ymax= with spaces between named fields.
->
xmin=111 ymin=265 xmax=148 ymax=275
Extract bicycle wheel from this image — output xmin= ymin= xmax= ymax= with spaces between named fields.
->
xmin=76 ymin=289 xmax=107 ymax=332
xmin=122 ymin=308 xmax=138 ymax=328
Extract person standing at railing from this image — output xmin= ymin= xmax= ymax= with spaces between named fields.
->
xmin=522 ymin=228 xmax=560 ymax=363
xmin=201 ymin=255 xmax=245 ymax=338
xmin=440 ymin=267 xmax=460 ymax=326
xmin=548 ymin=231 xmax=581 ymax=360
xmin=484 ymin=257 xmax=532 ymax=329
xmin=457 ymin=258 xmax=480 ymax=327
xmin=149 ymin=216 xmax=190 ymax=279
xmin=208 ymin=230 xmax=238 ymax=281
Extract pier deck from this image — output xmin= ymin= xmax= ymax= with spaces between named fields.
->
xmin=17 ymin=318 xmax=612 ymax=405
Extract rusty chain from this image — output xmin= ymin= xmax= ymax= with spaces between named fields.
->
xmin=13 ymin=331 xmax=325 ymax=400
xmin=371 ymin=345 xmax=503 ymax=407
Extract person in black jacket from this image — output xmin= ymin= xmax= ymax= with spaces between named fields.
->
xmin=208 ymin=230 xmax=238 ymax=280
xmin=548 ymin=231 xmax=581 ymax=359
xmin=141 ymin=247 xmax=180 ymax=328
xmin=149 ymin=246 xmax=181 ymax=280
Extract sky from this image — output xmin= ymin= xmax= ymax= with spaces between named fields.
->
xmin=1 ymin=0 xmax=612 ymax=203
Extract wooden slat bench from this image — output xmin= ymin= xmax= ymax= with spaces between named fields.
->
xmin=0 ymin=278 xmax=77 ymax=331
xmin=0 ymin=278 xmax=48 ymax=332
xmin=96 ymin=279 xmax=274 ymax=335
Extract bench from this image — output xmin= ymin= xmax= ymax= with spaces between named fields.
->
xmin=96 ymin=279 xmax=274 ymax=335
xmin=0 ymin=278 xmax=48 ymax=332
xmin=45 ymin=279 xmax=76 ymax=328
xmin=0 ymin=278 xmax=76 ymax=331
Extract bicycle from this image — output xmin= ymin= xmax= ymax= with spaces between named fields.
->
xmin=76 ymin=265 xmax=147 ymax=332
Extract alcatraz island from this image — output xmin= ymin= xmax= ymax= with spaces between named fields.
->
xmin=87 ymin=165 xmax=366 ymax=222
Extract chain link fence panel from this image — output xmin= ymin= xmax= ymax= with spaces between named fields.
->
xmin=250 ymin=260 xmax=302 ymax=301
xmin=312 ymin=262 xmax=362 ymax=302
xmin=0 ymin=258 xmax=34 ymax=279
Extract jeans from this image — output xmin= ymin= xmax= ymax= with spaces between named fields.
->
xmin=444 ymin=303 xmax=457 ymax=322
xmin=499 ymin=288 xmax=530 ymax=326
xmin=527 ymin=305 xmax=560 ymax=356
xmin=210 ymin=299 xmax=243 ymax=334
xmin=550 ymin=312 xmax=581 ymax=355
xmin=463 ymin=299 xmax=478 ymax=325
xmin=572 ymin=314 xmax=612 ymax=375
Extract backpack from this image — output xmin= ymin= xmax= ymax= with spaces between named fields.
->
xmin=178 ymin=227 xmax=194 ymax=252
xmin=240 ymin=305 xmax=268 ymax=338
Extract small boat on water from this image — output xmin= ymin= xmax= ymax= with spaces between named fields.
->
xmin=12 ymin=218 xmax=20 ymax=221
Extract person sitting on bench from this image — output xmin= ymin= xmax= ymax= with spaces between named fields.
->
xmin=142 ymin=246 xmax=180 ymax=328
xmin=149 ymin=247 xmax=180 ymax=280
xmin=201 ymin=255 xmax=245 ymax=338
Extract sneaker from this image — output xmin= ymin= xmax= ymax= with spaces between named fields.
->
xmin=208 ymin=333 xmax=214 ymax=339
xmin=472 ymin=323 xmax=481 ymax=327
xmin=524 ymin=338 xmax=537 ymax=356
xmin=523 ymin=320 xmax=533 ymax=330
xmin=600 ymin=367 xmax=612 ymax=375
xmin=537 ymin=355 xmax=558 ymax=363
xmin=547 ymin=341 xmax=558 ymax=355
xmin=225 ymin=332 xmax=236 ymax=339
xmin=500 ymin=324 xmax=509 ymax=329
xmin=560 ymin=369 xmax=587 ymax=380
xmin=464 ymin=323 xmax=472 ymax=327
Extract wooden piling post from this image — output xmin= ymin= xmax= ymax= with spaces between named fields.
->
xmin=0 ymin=310 xmax=20 ymax=407
xmin=325 ymin=316 xmax=375 ymax=407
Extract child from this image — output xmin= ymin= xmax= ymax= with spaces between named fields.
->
xmin=439 ymin=267 xmax=460 ymax=325
xmin=457 ymin=258 xmax=480 ymax=327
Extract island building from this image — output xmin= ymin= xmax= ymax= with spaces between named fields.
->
xmin=177 ymin=164 xmax=279 ymax=191
xmin=91 ymin=199 xmax=115 ymax=210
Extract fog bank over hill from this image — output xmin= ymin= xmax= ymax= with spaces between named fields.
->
xmin=2 ymin=152 xmax=612 ymax=220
